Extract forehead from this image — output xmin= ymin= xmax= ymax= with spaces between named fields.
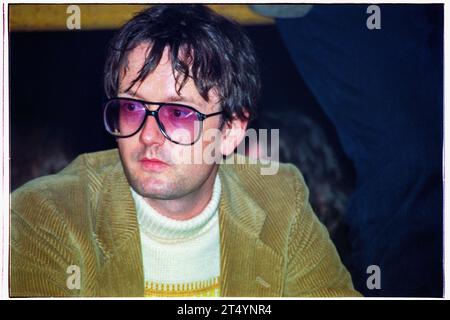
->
xmin=119 ymin=43 xmax=219 ymax=108
xmin=119 ymin=43 xmax=171 ymax=91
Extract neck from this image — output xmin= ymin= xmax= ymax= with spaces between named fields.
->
xmin=143 ymin=166 xmax=219 ymax=220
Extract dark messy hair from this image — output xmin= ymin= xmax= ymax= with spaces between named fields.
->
xmin=104 ymin=4 xmax=261 ymax=123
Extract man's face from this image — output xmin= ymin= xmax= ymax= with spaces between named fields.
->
xmin=117 ymin=43 xmax=223 ymax=204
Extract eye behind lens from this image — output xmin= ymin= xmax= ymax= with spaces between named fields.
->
xmin=104 ymin=99 xmax=147 ymax=137
xmin=158 ymin=105 xmax=202 ymax=145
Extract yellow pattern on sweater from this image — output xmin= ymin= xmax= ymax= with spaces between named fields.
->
xmin=144 ymin=277 xmax=220 ymax=297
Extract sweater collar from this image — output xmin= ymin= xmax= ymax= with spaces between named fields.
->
xmin=131 ymin=174 xmax=221 ymax=241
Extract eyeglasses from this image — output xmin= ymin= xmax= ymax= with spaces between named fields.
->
xmin=103 ymin=97 xmax=223 ymax=145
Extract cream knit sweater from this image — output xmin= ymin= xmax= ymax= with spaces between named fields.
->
xmin=131 ymin=175 xmax=221 ymax=297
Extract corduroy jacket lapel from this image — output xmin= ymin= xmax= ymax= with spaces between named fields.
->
xmin=92 ymin=160 xmax=145 ymax=296
xmin=218 ymin=166 xmax=284 ymax=297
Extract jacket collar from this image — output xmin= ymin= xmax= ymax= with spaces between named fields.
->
xmin=93 ymin=154 xmax=283 ymax=297
xmin=92 ymin=158 xmax=145 ymax=296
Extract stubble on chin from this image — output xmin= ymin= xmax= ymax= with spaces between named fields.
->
xmin=119 ymin=155 xmax=183 ymax=200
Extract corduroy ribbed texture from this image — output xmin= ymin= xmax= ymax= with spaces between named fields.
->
xmin=10 ymin=149 xmax=361 ymax=297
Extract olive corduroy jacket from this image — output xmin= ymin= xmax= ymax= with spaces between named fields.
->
xmin=10 ymin=149 xmax=360 ymax=297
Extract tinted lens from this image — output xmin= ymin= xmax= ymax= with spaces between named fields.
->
xmin=159 ymin=104 xmax=201 ymax=144
xmin=104 ymin=99 xmax=146 ymax=137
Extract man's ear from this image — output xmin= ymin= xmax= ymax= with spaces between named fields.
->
xmin=220 ymin=112 xmax=249 ymax=157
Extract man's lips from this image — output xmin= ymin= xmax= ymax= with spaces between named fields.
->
xmin=139 ymin=158 xmax=169 ymax=172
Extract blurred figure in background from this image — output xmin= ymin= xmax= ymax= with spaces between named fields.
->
xmin=11 ymin=126 xmax=71 ymax=191
xmin=250 ymin=113 xmax=351 ymax=239
xmin=248 ymin=112 xmax=354 ymax=268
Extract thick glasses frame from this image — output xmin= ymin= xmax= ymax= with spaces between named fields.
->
xmin=103 ymin=97 xmax=223 ymax=145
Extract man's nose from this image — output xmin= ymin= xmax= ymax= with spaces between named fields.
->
xmin=139 ymin=114 xmax=165 ymax=146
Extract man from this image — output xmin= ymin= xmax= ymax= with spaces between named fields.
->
xmin=10 ymin=5 xmax=360 ymax=297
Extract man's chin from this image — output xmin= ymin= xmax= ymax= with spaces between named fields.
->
xmin=131 ymin=178 xmax=180 ymax=200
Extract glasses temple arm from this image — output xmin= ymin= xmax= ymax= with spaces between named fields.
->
xmin=203 ymin=111 xmax=224 ymax=119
